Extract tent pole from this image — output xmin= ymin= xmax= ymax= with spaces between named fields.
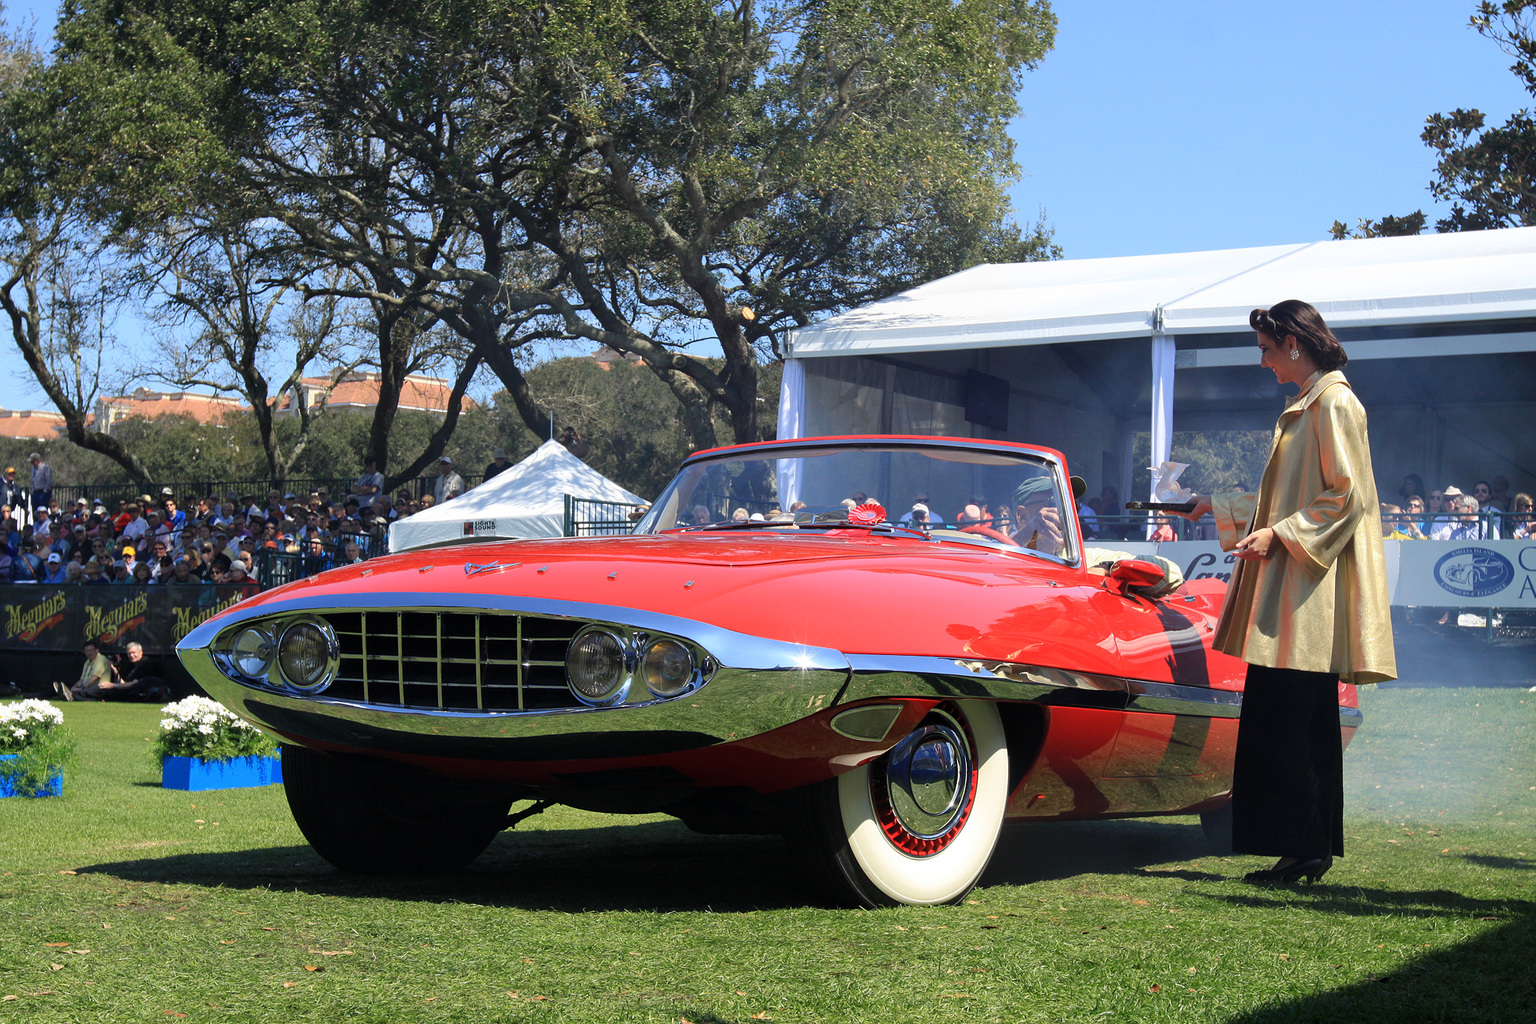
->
xmin=1149 ymin=313 xmax=1176 ymax=537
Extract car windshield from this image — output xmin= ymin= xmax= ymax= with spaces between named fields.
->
xmin=633 ymin=441 xmax=1079 ymax=562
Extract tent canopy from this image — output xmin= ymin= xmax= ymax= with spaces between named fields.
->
xmin=388 ymin=439 xmax=645 ymax=552
xmin=778 ymin=228 xmax=1536 ymax=507
xmin=787 ymin=227 xmax=1536 ymax=357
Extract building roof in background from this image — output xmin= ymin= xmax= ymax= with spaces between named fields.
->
xmin=97 ymin=390 xmax=246 ymax=426
xmin=277 ymin=371 xmax=475 ymax=415
xmin=0 ymin=408 xmax=67 ymax=440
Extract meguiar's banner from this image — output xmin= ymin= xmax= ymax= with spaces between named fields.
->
xmin=1 ymin=585 xmax=246 ymax=655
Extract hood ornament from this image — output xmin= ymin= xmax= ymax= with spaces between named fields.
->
xmin=464 ymin=561 xmax=522 ymax=577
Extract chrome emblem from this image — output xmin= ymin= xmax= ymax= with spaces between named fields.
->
xmin=464 ymin=561 xmax=522 ymax=577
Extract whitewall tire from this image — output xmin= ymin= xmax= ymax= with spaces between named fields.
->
xmin=794 ymin=701 xmax=1009 ymax=907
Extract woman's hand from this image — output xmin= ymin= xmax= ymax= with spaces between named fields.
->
xmin=1233 ymin=527 xmax=1277 ymax=560
xmin=1172 ymin=495 xmax=1212 ymax=521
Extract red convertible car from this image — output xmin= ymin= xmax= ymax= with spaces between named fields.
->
xmin=177 ymin=436 xmax=1360 ymax=907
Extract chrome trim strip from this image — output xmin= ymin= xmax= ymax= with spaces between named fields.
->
xmin=842 ymin=655 xmax=1247 ymax=718
xmin=1126 ymin=681 xmax=1243 ymax=718
xmin=842 ymin=654 xmax=1130 ymax=707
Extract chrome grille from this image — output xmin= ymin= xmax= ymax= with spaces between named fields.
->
xmin=319 ymin=611 xmax=584 ymax=711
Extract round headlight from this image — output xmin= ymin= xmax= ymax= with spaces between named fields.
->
xmin=277 ymin=620 xmax=336 ymax=693
xmin=641 ymin=639 xmax=694 ymax=697
xmin=231 ymin=627 xmax=274 ymax=679
xmin=566 ymin=629 xmax=630 ymax=705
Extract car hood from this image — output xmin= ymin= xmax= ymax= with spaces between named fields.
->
xmin=238 ymin=531 xmax=1115 ymax=672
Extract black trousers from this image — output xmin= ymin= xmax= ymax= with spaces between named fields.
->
xmin=1231 ymin=664 xmax=1344 ymax=859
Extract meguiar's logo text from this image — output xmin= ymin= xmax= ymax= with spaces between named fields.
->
xmin=4 ymin=591 xmax=67 ymax=643
xmin=83 ymin=592 xmax=150 ymax=646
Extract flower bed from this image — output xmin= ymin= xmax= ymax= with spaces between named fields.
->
xmin=154 ymin=697 xmax=280 ymax=791
xmin=0 ymin=699 xmax=75 ymax=798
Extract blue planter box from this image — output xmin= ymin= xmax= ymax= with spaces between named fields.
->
xmin=161 ymin=755 xmax=283 ymax=791
xmin=0 ymin=754 xmax=63 ymax=798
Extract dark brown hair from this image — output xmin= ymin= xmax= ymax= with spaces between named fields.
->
xmin=1250 ymin=299 xmax=1348 ymax=371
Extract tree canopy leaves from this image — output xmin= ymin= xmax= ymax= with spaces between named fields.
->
xmin=1334 ymin=1 xmax=1536 ymax=237
xmin=7 ymin=0 xmax=1058 ymax=465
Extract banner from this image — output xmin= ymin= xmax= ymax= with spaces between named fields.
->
xmin=1157 ymin=539 xmax=1536 ymax=608
xmin=1 ymin=585 xmax=247 ymax=655
xmin=1394 ymin=540 xmax=1536 ymax=608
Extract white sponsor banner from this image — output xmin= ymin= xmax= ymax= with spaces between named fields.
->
xmin=1393 ymin=540 xmax=1536 ymax=608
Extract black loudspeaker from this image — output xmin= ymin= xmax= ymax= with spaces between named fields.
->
xmin=964 ymin=369 xmax=1009 ymax=431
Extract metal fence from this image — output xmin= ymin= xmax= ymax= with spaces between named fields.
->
xmin=563 ymin=496 xmax=647 ymax=537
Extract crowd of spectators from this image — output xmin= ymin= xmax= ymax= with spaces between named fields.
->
xmin=1385 ymin=473 xmax=1534 ymax=541
xmin=0 ymin=456 xmax=451 ymax=589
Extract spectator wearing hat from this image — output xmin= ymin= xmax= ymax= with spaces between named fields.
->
xmin=224 ymin=560 xmax=260 ymax=598
xmin=1434 ymin=493 xmax=1485 ymax=540
xmin=1010 ymin=475 xmax=1068 ymax=556
xmin=43 ymin=551 xmax=68 ymax=583
xmin=484 ymin=448 xmax=512 ymax=481
xmin=0 ymin=466 xmax=24 ymax=524
xmin=10 ymin=538 xmax=45 ymax=583
xmin=120 ymin=503 xmax=150 ymax=545
xmin=435 ymin=456 xmax=465 ymax=503
xmin=1429 ymin=486 xmax=1463 ymax=536
xmin=82 ymin=559 xmax=110 ymax=585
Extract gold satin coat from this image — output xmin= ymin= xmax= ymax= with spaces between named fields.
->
xmin=1211 ymin=371 xmax=1397 ymax=684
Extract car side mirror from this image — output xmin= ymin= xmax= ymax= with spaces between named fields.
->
xmin=1106 ymin=558 xmax=1166 ymax=595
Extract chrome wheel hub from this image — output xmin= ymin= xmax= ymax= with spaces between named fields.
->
xmin=883 ymin=714 xmax=973 ymax=840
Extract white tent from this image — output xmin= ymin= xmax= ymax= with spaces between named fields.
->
xmin=388 ymin=440 xmax=646 ymax=552
xmin=777 ymin=227 xmax=1536 ymax=502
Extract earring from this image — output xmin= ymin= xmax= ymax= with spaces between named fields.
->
xmin=1289 ymin=347 xmax=1300 ymax=361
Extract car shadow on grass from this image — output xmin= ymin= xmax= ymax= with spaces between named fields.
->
xmin=77 ymin=815 xmax=1227 ymax=910
xmin=982 ymin=818 xmax=1225 ymax=886
xmin=76 ymin=819 xmax=811 ymax=911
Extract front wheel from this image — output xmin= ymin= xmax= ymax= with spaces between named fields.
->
xmin=281 ymin=745 xmax=512 ymax=873
xmin=790 ymin=701 xmax=1009 ymax=907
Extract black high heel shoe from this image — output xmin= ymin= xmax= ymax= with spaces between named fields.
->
xmin=1243 ymin=856 xmax=1332 ymax=885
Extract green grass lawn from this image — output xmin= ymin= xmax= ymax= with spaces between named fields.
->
xmin=1 ymin=687 xmax=1531 ymax=1023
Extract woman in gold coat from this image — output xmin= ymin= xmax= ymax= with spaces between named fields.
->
xmin=1181 ymin=300 xmax=1395 ymax=886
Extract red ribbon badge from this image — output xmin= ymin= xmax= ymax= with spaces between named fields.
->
xmin=848 ymin=502 xmax=886 ymax=526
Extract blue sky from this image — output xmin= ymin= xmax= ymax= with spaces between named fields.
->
xmin=1011 ymin=0 xmax=1532 ymax=256
xmin=3 ymin=0 xmax=1533 ymax=409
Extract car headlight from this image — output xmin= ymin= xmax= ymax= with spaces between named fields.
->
xmin=641 ymin=638 xmax=694 ymax=697
xmin=566 ymin=628 xmax=631 ymax=705
xmin=230 ymin=627 xmax=274 ymax=680
xmin=276 ymin=620 xmax=337 ymax=693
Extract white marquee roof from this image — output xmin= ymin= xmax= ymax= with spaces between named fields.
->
xmin=786 ymin=226 xmax=1536 ymax=357
xmin=388 ymin=439 xmax=645 ymax=552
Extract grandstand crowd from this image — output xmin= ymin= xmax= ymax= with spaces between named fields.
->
xmin=0 ymin=451 xmax=487 ymax=587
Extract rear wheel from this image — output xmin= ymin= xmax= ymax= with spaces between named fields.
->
xmin=790 ymin=701 xmax=1008 ymax=907
xmin=281 ymin=745 xmax=512 ymax=872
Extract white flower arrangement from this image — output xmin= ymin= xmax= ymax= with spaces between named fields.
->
xmin=0 ymin=699 xmax=75 ymax=796
xmin=0 ymin=699 xmax=65 ymax=752
xmin=153 ymin=696 xmax=276 ymax=763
